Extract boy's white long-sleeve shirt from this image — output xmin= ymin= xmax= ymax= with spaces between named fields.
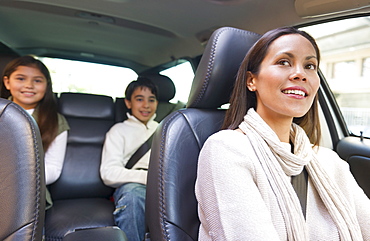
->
xmin=100 ymin=113 xmax=158 ymax=188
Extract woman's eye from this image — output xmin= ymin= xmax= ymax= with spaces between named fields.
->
xmin=278 ymin=60 xmax=290 ymax=66
xmin=306 ymin=64 xmax=316 ymax=70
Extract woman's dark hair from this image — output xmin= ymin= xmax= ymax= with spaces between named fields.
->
xmin=125 ymin=76 xmax=158 ymax=101
xmin=1 ymin=55 xmax=58 ymax=151
xmin=222 ymin=26 xmax=321 ymax=146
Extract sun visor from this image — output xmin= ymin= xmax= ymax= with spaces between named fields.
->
xmin=295 ymin=0 xmax=370 ymax=18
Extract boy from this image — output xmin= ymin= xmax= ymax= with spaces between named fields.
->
xmin=100 ymin=77 xmax=158 ymax=241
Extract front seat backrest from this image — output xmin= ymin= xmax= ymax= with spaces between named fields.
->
xmin=0 ymin=99 xmax=46 ymax=241
xmin=145 ymin=27 xmax=261 ymax=240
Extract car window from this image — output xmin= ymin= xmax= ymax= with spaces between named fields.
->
xmin=160 ymin=61 xmax=195 ymax=103
xmin=301 ymin=17 xmax=370 ymax=138
xmin=40 ymin=57 xmax=194 ymax=104
xmin=38 ymin=57 xmax=138 ymax=99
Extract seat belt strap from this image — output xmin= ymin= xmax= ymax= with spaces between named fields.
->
xmin=125 ymin=133 xmax=154 ymax=169
xmin=291 ymin=167 xmax=308 ymax=219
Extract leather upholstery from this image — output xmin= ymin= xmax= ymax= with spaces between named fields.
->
xmin=145 ymin=27 xmax=261 ymax=240
xmin=45 ymin=93 xmax=116 ymax=241
xmin=115 ymin=74 xmax=185 ymax=123
xmin=0 ymin=98 xmax=46 ymax=241
xmin=63 ymin=226 xmax=127 ymax=241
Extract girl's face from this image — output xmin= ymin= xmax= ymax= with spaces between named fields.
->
xmin=3 ymin=65 xmax=47 ymax=110
xmin=248 ymin=34 xmax=320 ymax=124
xmin=125 ymin=87 xmax=158 ymax=125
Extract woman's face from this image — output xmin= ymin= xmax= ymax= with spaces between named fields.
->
xmin=248 ymin=34 xmax=320 ymax=124
xmin=3 ymin=65 xmax=47 ymax=110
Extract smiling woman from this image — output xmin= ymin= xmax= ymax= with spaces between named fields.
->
xmin=195 ymin=27 xmax=370 ymax=241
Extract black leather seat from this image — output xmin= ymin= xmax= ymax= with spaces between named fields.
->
xmin=0 ymin=98 xmax=46 ymax=241
xmin=115 ymin=74 xmax=185 ymax=123
xmin=63 ymin=226 xmax=128 ymax=241
xmin=145 ymin=27 xmax=261 ymax=240
xmin=44 ymin=93 xmax=117 ymax=241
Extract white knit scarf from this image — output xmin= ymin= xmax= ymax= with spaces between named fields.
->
xmin=238 ymin=109 xmax=362 ymax=241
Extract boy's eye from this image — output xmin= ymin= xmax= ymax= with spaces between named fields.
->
xmin=149 ymin=99 xmax=156 ymax=103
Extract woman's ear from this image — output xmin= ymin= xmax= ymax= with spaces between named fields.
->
xmin=124 ymin=98 xmax=132 ymax=109
xmin=246 ymin=72 xmax=256 ymax=92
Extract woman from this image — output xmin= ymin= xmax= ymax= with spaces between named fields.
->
xmin=195 ymin=27 xmax=370 ymax=240
xmin=1 ymin=55 xmax=69 ymax=208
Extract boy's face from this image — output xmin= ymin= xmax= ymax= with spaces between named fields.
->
xmin=125 ymin=87 xmax=158 ymax=125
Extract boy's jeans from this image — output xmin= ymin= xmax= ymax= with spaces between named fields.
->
xmin=113 ymin=183 xmax=146 ymax=241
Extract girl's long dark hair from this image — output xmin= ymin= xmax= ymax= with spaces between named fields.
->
xmin=222 ymin=27 xmax=321 ymax=146
xmin=1 ymin=55 xmax=58 ymax=151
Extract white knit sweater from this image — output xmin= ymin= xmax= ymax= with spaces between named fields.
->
xmin=195 ymin=129 xmax=370 ymax=241
xmin=100 ymin=113 xmax=158 ymax=188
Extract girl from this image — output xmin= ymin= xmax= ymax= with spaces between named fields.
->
xmin=1 ymin=55 xmax=69 ymax=207
xmin=195 ymin=27 xmax=370 ymax=240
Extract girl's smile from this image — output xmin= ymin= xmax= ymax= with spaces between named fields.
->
xmin=3 ymin=65 xmax=47 ymax=110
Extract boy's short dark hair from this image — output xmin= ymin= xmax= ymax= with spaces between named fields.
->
xmin=125 ymin=77 xmax=158 ymax=101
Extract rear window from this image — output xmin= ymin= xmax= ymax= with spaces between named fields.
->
xmin=39 ymin=57 xmax=138 ymax=99
xmin=39 ymin=57 xmax=194 ymax=104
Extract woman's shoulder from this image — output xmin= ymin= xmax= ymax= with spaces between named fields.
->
xmin=207 ymin=129 xmax=246 ymax=141
xmin=199 ymin=129 xmax=257 ymax=170
xmin=203 ymin=129 xmax=252 ymax=152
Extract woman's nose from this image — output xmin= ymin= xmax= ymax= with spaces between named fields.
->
xmin=290 ymin=66 xmax=307 ymax=81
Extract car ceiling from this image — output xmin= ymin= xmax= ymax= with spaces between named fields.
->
xmin=0 ymin=0 xmax=370 ymax=72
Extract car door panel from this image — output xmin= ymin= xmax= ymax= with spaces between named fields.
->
xmin=336 ymin=136 xmax=370 ymax=198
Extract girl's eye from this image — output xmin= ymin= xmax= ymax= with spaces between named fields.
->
xmin=16 ymin=77 xmax=25 ymax=81
xmin=34 ymin=79 xmax=43 ymax=83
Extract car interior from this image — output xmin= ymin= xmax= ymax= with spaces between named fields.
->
xmin=0 ymin=0 xmax=370 ymax=240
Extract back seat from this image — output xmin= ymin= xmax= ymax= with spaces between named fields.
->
xmin=45 ymin=75 xmax=185 ymax=239
xmin=45 ymin=93 xmax=116 ymax=241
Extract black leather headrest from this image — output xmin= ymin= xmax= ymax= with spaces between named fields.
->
xmin=140 ymin=74 xmax=175 ymax=102
xmin=187 ymin=27 xmax=261 ymax=109
xmin=59 ymin=92 xmax=114 ymax=120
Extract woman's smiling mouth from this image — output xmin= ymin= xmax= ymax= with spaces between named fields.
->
xmin=282 ymin=89 xmax=306 ymax=97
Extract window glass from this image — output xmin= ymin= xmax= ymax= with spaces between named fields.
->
xmin=38 ymin=57 xmax=138 ymax=99
xmin=332 ymin=61 xmax=355 ymax=79
xmin=301 ymin=17 xmax=370 ymax=137
xmin=160 ymin=61 xmax=195 ymax=104
xmin=362 ymin=57 xmax=370 ymax=77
